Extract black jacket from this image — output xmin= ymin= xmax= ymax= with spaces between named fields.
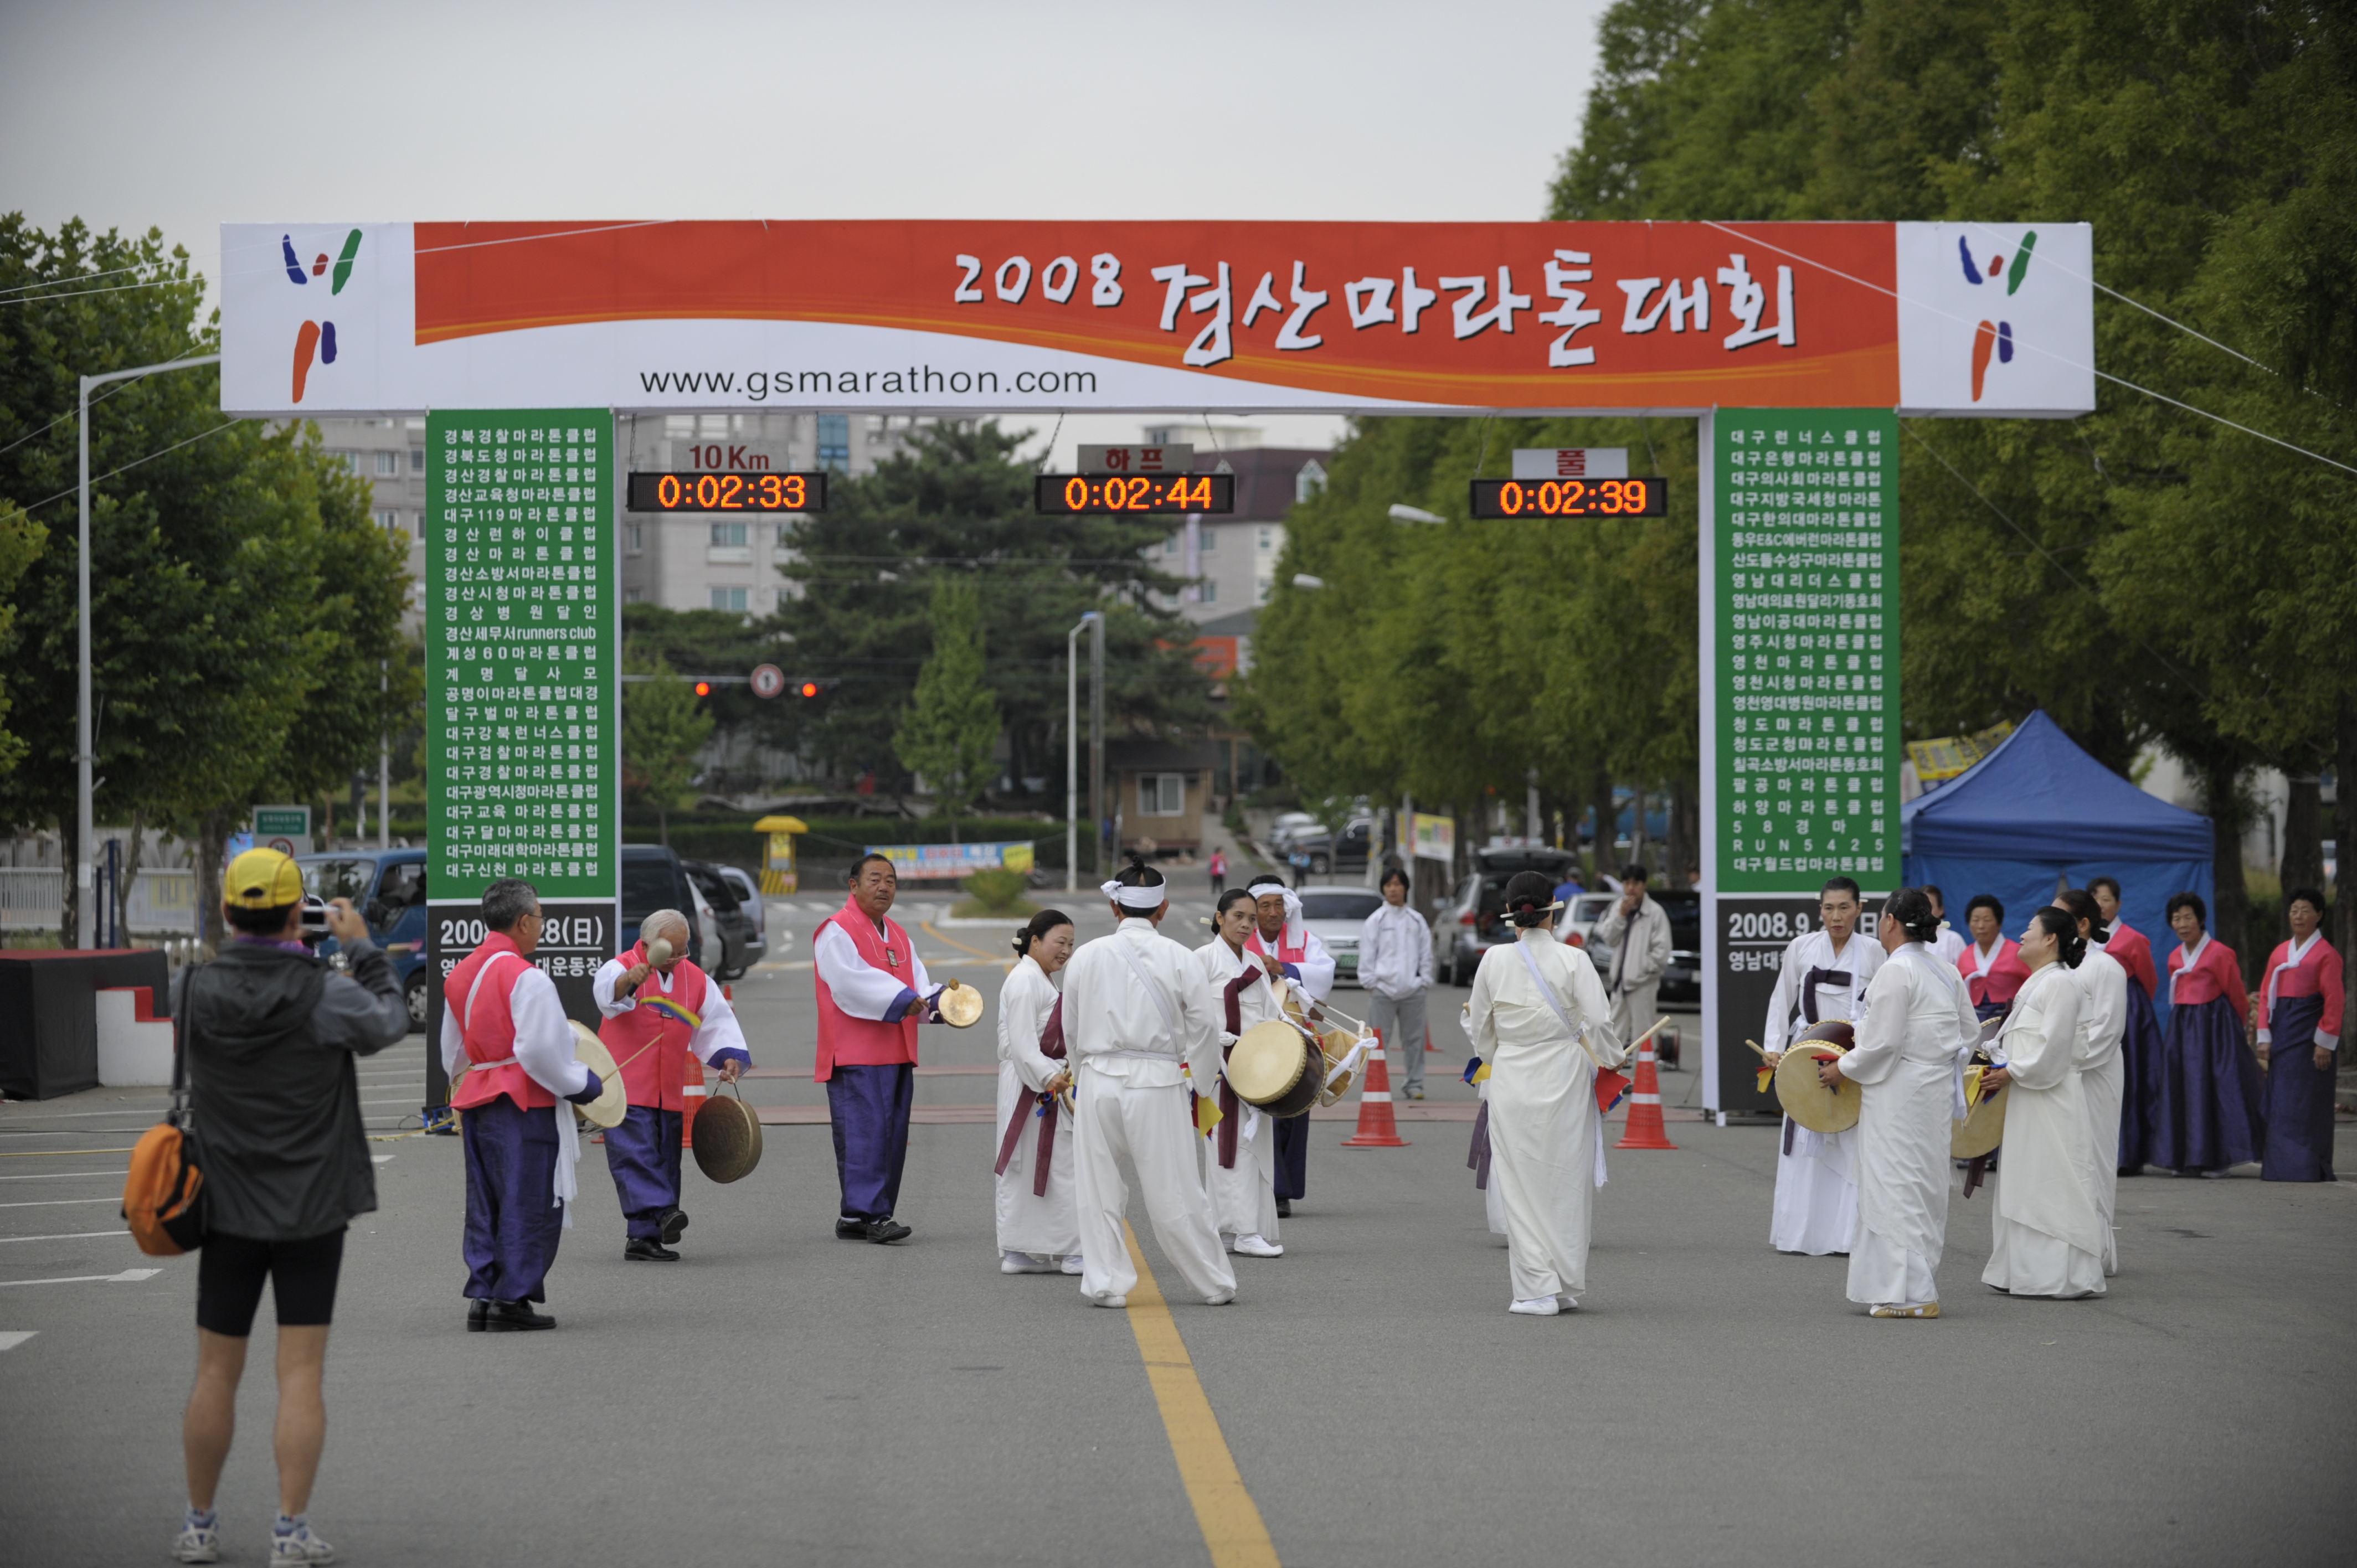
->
xmin=179 ymin=938 xmax=409 ymax=1240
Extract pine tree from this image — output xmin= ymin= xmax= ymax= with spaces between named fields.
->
xmin=894 ymin=580 xmax=1000 ymax=842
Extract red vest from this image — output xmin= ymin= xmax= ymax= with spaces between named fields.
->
xmin=447 ymin=933 xmax=554 ymax=1112
xmin=598 ymin=942 xmax=711 ymax=1110
xmin=813 ymin=901 xmax=920 ymax=1081
xmin=1246 ymin=925 xmax=1308 ymax=968
xmin=1958 ymin=938 xmax=2029 ymax=1009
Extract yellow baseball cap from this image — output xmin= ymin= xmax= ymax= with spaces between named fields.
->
xmin=223 ymin=847 xmax=305 ymax=909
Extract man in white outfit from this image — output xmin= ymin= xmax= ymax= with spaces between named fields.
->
xmin=1357 ymin=867 xmax=1434 ymax=1100
xmin=1817 ymin=889 xmax=1979 ymax=1318
xmin=1196 ymin=888 xmax=1286 ymax=1258
xmin=1761 ymin=876 xmax=1884 ymax=1255
xmin=1591 ymin=864 xmax=1672 ymax=1049
xmin=1066 ymin=858 xmax=1237 ymax=1309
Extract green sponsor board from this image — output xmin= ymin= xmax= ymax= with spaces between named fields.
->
xmin=1712 ymin=408 xmax=1900 ymax=893
xmin=253 ymin=806 xmax=311 ymax=837
xmin=425 ymin=409 xmax=617 ymax=902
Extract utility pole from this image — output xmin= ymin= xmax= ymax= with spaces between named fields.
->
xmin=77 ymin=354 xmax=220 ymax=948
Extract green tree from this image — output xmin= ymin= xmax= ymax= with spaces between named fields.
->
xmin=0 ymin=502 xmax=47 ymax=778
xmin=620 ymin=603 xmax=796 ymax=795
xmin=621 ymin=652 xmax=713 ymax=845
xmin=777 ymin=420 xmax=1213 ymax=795
xmin=894 ymin=580 xmax=1000 ymax=840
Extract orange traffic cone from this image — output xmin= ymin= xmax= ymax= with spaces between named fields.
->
xmin=1614 ymin=1028 xmax=1679 ymax=1151
xmin=1341 ymin=1029 xmax=1408 ymax=1147
xmin=681 ymin=1045 xmax=705 ymax=1149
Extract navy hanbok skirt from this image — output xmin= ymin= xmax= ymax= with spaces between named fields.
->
xmin=2258 ymin=994 xmax=2337 ymax=1182
xmin=2153 ymin=995 xmax=2264 ymax=1173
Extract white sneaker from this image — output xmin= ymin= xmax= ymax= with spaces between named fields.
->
xmin=1203 ymin=1287 xmax=1236 ymax=1305
xmin=1090 ymin=1293 xmax=1129 ymax=1308
xmin=1000 ymin=1250 xmax=1055 ymax=1274
xmin=172 ymin=1518 xmax=220 ymax=1564
xmin=271 ymin=1519 xmax=336 ymax=1564
xmin=1059 ymin=1255 xmax=1084 ymax=1275
xmin=1230 ymin=1234 xmax=1284 ymax=1258
xmin=1509 ymin=1296 xmax=1561 ymax=1316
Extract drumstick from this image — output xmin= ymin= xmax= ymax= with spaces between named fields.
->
xmin=1742 ymin=1038 xmax=1769 ymax=1058
xmin=1627 ymin=1015 xmax=1672 ymax=1049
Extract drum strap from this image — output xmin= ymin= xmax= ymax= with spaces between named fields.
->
xmin=995 ymin=998 xmax=1068 ymax=1196
xmin=1217 ymin=967 xmax=1263 ymax=1169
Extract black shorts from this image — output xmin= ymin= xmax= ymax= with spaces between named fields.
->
xmin=195 ymin=1227 xmax=347 ymax=1337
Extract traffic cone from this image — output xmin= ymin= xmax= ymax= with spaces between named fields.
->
xmin=1614 ymin=1029 xmax=1679 ymax=1151
xmin=681 ymin=1046 xmax=706 ymax=1150
xmin=1341 ymin=1029 xmax=1408 ymax=1147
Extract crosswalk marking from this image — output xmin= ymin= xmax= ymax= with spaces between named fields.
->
xmin=0 ymin=1331 xmax=36 ymax=1350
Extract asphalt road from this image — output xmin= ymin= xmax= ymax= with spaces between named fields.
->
xmin=2 ymin=889 xmax=2350 ymax=1566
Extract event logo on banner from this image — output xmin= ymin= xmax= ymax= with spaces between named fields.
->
xmin=868 ymin=841 xmax=1037 ymax=880
xmin=219 ymin=221 xmax=2093 ymax=418
xmin=1711 ymin=408 xmax=1902 ymax=895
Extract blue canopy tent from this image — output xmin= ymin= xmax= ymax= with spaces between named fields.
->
xmin=1901 ymin=710 xmax=2213 ymax=951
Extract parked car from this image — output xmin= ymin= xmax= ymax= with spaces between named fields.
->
xmin=1264 ymin=812 xmax=1319 ymax=854
xmin=1295 ymin=886 xmax=1383 ymax=987
xmin=621 ymin=844 xmax=704 ymax=972
xmin=300 ymin=849 xmax=430 ymax=1031
xmin=1289 ymin=818 xmax=1377 ymax=876
xmin=1430 ymin=846 xmax=1580 ymax=986
xmin=682 ymin=859 xmax=754 ymax=981
xmin=716 ymin=864 xmax=769 ymax=966
xmin=1577 ymin=888 xmax=1702 ymax=1007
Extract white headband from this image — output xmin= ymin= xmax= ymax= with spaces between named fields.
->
xmin=1102 ymin=879 xmax=1167 ymax=911
xmin=1246 ymin=879 xmax=1289 ymax=896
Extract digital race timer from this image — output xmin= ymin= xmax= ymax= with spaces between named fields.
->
xmin=1468 ymin=477 xmax=1667 ymax=518
xmin=1034 ymin=473 xmax=1236 ymax=515
xmin=627 ymin=472 xmax=830 ymax=513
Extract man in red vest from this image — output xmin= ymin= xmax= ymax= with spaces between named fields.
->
xmin=594 ymin=909 xmax=752 ymax=1261
xmin=815 ymin=853 xmax=948 ymax=1242
xmin=438 ymin=879 xmax=608 ymax=1332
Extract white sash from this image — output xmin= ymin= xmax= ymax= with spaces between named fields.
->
xmin=1512 ymin=937 xmax=1611 ymax=1188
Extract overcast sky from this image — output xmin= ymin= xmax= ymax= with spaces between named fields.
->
xmin=0 ymin=0 xmax=1609 ymax=461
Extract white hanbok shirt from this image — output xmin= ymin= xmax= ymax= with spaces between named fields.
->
xmin=1061 ymin=917 xmax=1223 ymax=1090
xmin=590 ymin=958 xmax=752 ymax=1062
xmin=1762 ymin=927 xmax=1884 ymax=1051
xmin=812 ymin=918 xmax=934 ymax=1021
xmin=996 ymin=954 xmax=1062 ymax=1094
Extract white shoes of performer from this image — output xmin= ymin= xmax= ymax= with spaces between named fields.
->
xmin=1869 ymin=1301 xmax=1941 ymax=1318
xmin=1203 ymin=1287 xmax=1236 ymax=1305
xmin=1091 ymin=1293 xmax=1129 ymax=1308
xmin=1228 ymin=1234 xmax=1284 ymax=1258
xmin=1509 ymin=1294 xmax=1578 ymax=1316
xmin=1001 ymin=1251 xmax=1058 ymax=1275
xmin=1060 ymin=1254 xmax=1084 ymax=1275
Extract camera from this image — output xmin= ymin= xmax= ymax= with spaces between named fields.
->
xmin=299 ymin=895 xmax=333 ymax=944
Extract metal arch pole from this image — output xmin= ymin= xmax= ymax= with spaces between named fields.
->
xmin=1067 ymin=615 xmax=1091 ymax=894
xmin=74 ymin=353 xmax=221 ymax=949
xmin=1089 ymin=612 xmax=1106 ymax=880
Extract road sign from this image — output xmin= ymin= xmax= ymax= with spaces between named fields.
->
xmin=254 ymin=806 xmax=310 ymax=837
xmin=750 ymin=663 xmax=786 ymax=699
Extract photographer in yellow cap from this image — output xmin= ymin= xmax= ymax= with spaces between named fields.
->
xmin=171 ymin=847 xmax=409 ymax=1567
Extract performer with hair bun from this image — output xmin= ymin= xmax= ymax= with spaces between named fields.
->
xmin=2154 ymin=891 xmax=2262 ymax=1179
xmin=993 ymin=910 xmax=1080 ymax=1274
xmin=2255 ymin=887 xmax=2342 ymax=1183
xmin=1816 ymin=889 xmax=1979 ymax=1318
xmin=1465 ymin=871 xmax=1624 ymax=1316
xmin=1243 ymin=874 xmax=1335 ymax=1217
xmin=1980 ymin=906 xmax=2107 ymax=1299
xmin=2054 ymin=889 xmax=2128 ymax=1272
xmin=1196 ymin=886 xmax=1287 ymax=1260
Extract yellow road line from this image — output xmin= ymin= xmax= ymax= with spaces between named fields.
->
xmin=920 ymin=920 xmax=1016 ymax=972
xmin=1120 ymin=1221 xmax=1280 ymax=1568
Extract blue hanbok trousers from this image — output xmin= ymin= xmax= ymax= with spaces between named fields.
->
xmin=2154 ymin=996 xmax=2265 ymax=1173
xmin=2260 ymin=995 xmax=2337 ymax=1182
xmin=2116 ymin=979 xmax=2166 ymax=1173
xmin=1273 ymin=1110 xmax=1308 ymax=1201
xmin=827 ymin=1063 xmax=913 ymax=1221
xmin=462 ymin=1095 xmax=564 ymax=1303
xmin=606 ymin=1106 xmax=685 ymax=1237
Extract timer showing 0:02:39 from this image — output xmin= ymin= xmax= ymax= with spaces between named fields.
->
xmin=1034 ymin=473 xmax=1236 ymax=515
xmin=1467 ymin=477 xmax=1668 ymax=518
xmin=625 ymin=472 xmax=831 ymax=513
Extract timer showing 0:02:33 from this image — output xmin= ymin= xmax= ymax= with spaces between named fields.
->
xmin=1467 ymin=477 xmax=1668 ymax=518
xmin=625 ymin=472 xmax=831 ymax=513
xmin=1034 ymin=473 xmax=1236 ymax=515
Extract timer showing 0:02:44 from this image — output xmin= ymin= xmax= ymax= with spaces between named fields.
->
xmin=626 ymin=471 xmax=831 ymax=513
xmin=1467 ymin=477 xmax=1668 ymax=518
xmin=1034 ymin=473 xmax=1236 ymax=515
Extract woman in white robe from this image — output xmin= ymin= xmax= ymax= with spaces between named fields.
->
xmin=1465 ymin=872 xmax=1626 ymax=1317
xmin=1982 ymin=907 xmax=2108 ymax=1299
xmin=2055 ymin=889 xmax=2127 ymax=1275
xmin=995 ymin=911 xmax=1079 ymax=1273
xmin=1819 ymin=889 xmax=1979 ymax=1318
xmin=1195 ymin=889 xmax=1286 ymax=1257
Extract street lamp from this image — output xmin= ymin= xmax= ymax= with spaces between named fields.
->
xmin=1387 ymin=503 xmax=1448 ymax=525
xmin=78 ymin=353 xmax=222 ymax=948
xmin=1066 ymin=611 xmax=1101 ymax=892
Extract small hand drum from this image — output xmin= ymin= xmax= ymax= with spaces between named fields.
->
xmin=1773 ymin=1040 xmax=1860 ymax=1135
xmin=1227 ymin=1019 xmax=1322 ymax=1120
xmin=693 ymin=1080 xmax=764 ymax=1183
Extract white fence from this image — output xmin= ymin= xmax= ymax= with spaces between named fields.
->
xmin=0 ymin=868 xmax=197 ymax=934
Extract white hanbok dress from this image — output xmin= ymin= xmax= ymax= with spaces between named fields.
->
xmin=2071 ymin=944 xmax=2128 ymax=1275
xmin=1984 ymin=962 xmax=2108 ymax=1298
xmin=1840 ymin=943 xmax=1979 ymax=1308
xmin=994 ymin=954 xmax=1078 ymax=1260
xmin=1465 ymin=929 xmax=1627 ymax=1303
xmin=1763 ymin=928 xmax=1884 ymax=1254
xmin=1195 ymin=937 xmax=1285 ymax=1246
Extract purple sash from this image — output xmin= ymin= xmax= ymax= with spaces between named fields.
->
xmin=992 ymin=997 xmax=1068 ymax=1197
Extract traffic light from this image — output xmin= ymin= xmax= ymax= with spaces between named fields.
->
xmin=794 ymin=677 xmax=841 ymax=701
xmin=693 ymin=680 xmax=712 ymax=698
xmin=798 ymin=680 xmax=820 ymax=699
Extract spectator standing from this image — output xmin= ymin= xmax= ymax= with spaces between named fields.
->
xmin=172 ymin=849 xmax=408 ymax=1566
xmin=1592 ymin=865 xmax=1673 ymax=1051
xmin=1359 ymin=866 xmax=1435 ymax=1100
xmin=1552 ymin=868 xmax=1586 ymax=910
xmin=2253 ymin=887 xmax=2341 ymax=1182
xmin=1208 ymin=848 xmax=1227 ymax=900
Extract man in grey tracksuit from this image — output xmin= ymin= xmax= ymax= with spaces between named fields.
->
xmin=1357 ymin=866 xmax=1435 ymax=1098
xmin=1592 ymin=864 xmax=1673 ymax=1050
